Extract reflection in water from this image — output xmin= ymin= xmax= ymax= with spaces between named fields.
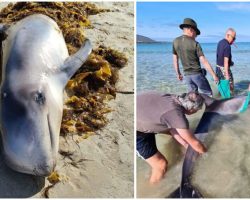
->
xmin=191 ymin=109 xmax=250 ymax=198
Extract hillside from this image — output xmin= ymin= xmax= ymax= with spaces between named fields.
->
xmin=137 ymin=34 xmax=156 ymax=43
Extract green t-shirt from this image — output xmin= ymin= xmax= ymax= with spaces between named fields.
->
xmin=173 ymin=35 xmax=204 ymax=75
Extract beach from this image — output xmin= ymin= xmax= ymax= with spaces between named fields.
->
xmin=0 ymin=2 xmax=134 ymax=198
xmin=137 ymin=42 xmax=250 ymax=197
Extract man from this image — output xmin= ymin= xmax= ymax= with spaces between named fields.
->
xmin=137 ymin=91 xmax=207 ymax=184
xmin=172 ymin=18 xmax=218 ymax=96
xmin=216 ymin=28 xmax=236 ymax=96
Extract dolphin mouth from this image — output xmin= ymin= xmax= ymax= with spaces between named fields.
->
xmin=47 ymin=114 xmax=54 ymax=149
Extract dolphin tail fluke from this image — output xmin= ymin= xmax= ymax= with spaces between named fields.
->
xmin=60 ymin=39 xmax=92 ymax=86
xmin=168 ymin=184 xmax=203 ymax=198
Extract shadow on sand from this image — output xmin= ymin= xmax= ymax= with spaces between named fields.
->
xmin=0 ymin=142 xmax=45 ymax=198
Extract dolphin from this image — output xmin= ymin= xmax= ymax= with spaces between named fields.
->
xmin=169 ymin=94 xmax=250 ymax=198
xmin=0 ymin=14 xmax=92 ymax=176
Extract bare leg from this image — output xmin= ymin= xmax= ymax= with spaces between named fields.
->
xmin=170 ymin=129 xmax=188 ymax=149
xmin=145 ymin=151 xmax=168 ymax=184
xmin=176 ymin=128 xmax=207 ymax=154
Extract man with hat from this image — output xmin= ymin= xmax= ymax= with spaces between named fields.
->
xmin=172 ymin=18 xmax=218 ymax=96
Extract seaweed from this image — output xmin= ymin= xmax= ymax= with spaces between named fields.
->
xmin=0 ymin=2 xmax=128 ymax=140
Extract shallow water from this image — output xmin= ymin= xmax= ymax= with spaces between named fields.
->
xmin=137 ymin=42 xmax=250 ymax=198
xmin=137 ymin=42 xmax=250 ymax=95
xmin=191 ymin=109 xmax=250 ymax=198
xmin=136 ymin=111 xmax=203 ymax=198
xmin=136 ymin=134 xmax=183 ymax=198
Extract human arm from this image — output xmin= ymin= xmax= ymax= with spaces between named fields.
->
xmin=160 ymin=109 xmax=206 ymax=154
xmin=224 ymin=57 xmax=230 ymax=80
xmin=200 ymin=56 xmax=219 ymax=83
xmin=175 ymin=128 xmax=207 ymax=154
xmin=173 ymin=54 xmax=183 ymax=81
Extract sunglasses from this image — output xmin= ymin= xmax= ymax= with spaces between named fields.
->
xmin=228 ymin=34 xmax=236 ymax=41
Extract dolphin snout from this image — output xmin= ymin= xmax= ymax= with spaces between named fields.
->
xmin=35 ymin=161 xmax=56 ymax=176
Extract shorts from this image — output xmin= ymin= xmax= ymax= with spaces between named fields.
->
xmin=136 ymin=131 xmax=158 ymax=160
xmin=185 ymin=73 xmax=213 ymax=96
xmin=216 ymin=66 xmax=234 ymax=94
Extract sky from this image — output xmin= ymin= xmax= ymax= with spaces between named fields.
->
xmin=137 ymin=2 xmax=250 ymax=43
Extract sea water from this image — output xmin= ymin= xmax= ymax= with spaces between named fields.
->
xmin=137 ymin=42 xmax=250 ymax=95
xmin=136 ymin=42 xmax=250 ymax=197
xmin=191 ymin=109 xmax=250 ymax=198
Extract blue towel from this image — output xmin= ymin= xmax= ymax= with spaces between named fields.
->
xmin=217 ymin=80 xmax=230 ymax=99
xmin=239 ymin=92 xmax=250 ymax=113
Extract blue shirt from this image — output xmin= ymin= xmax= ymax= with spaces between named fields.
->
xmin=216 ymin=39 xmax=232 ymax=67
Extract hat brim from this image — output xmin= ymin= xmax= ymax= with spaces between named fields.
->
xmin=179 ymin=24 xmax=200 ymax=35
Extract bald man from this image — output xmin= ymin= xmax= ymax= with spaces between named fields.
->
xmin=216 ymin=28 xmax=236 ymax=95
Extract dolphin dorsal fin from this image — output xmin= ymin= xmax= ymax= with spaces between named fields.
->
xmin=59 ymin=39 xmax=92 ymax=87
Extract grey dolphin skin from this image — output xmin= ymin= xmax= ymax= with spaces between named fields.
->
xmin=0 ymin=14 xmax=92 ymax=176
xmin=169 ymin=95 xmax=250 ymax=198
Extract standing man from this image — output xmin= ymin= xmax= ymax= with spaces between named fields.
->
xmin=216 ymin=28 xmax=236 ymax=96
xmin=173 ymin=18 xmax=218 ymax=96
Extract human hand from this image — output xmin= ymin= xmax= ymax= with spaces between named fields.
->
xmin=213 ymin=75 xmax=219 ymax=84
xmin=225 ymin=74 xmax=230 ymax=80
xmin=177 ymin=73 xmax=183 ymax=81
xmin=190 ymin=140 xmax=207 ymax=154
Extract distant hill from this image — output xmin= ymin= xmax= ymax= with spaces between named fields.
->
xmin=137 ymin=35 xmax=156 ymax=43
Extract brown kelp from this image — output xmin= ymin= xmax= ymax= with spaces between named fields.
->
xmin=0 ymin=2 xmax=128 ymax=140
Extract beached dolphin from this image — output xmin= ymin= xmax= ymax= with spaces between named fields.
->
xmin=0 ymin=14 xmax=92 ymax=176
xmin=169 ymin=94 xmax=250 ymax=198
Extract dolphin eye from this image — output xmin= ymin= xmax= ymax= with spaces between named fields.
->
xmin=34 ymin=92 xmax=46 ymax=105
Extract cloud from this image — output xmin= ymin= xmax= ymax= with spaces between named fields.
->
xmin=161 ymin=22 xmax=179 ymax=27
xmin=216 ymin=3 xmax=250 ymax=12
xmin=150 ymin=18 xmax=179 ymax=28
xmin=203 ymin=34 xmax=222 ymax=38
xmin=137 ymin=24 xmax=144 ymax=28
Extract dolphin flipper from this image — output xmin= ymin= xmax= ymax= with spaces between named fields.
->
xmin=60 ymin=39 xmax=92 ymax=86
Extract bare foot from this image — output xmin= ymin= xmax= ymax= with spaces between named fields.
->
xmin=149 ymin=162 xmax=168 ymax=184
xmin=190 ymin=140 xmax=207 ymax=154
xmin=146 ymin=152 xmax=168 ymax=184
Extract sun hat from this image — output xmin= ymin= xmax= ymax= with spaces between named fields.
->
xmin=179 ymin=18 xmax=200 ymax=35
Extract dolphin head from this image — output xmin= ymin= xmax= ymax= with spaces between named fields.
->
xmin=0 ymin=82 xmax=62 ymax=176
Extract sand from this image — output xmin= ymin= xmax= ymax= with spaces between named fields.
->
xmin=0 ymin=2 xmax=134 ymax=198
